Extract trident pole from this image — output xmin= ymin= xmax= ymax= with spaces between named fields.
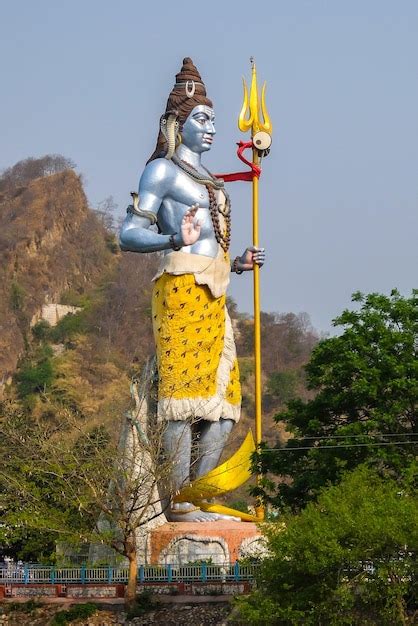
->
xmin=252 ymin=149 xmax=262 ymax=449
xmin=238 ymin=59 xmax=272 ymax=520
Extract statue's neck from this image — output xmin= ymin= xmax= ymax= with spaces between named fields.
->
xmin=176 ymin=145 xmax=202 ymax=170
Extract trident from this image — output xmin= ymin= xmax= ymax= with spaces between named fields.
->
xmin=238 ymin=58 xmax=272 ymax=520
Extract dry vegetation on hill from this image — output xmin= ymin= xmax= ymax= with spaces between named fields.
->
xmin=0 ymin=158 xmax=117 ymax=381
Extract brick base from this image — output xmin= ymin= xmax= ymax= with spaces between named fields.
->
xmin=149 ymin=521 xmax=262 ymax=564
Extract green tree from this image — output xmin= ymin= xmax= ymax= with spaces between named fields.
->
xmin=266 ymin=371 xmax=299 ymax=403
xmin=0 ymin=402 xmax=172 ymax=602
xmin=238 ymin=466 xmax=417 ymax=625
xmin=15 ymin=345 xmax=55 ymax=400
xmin=256 ymin=290 xmax=417 ymax=510
xmin=1 ymin=527 xmax=57 ymax=563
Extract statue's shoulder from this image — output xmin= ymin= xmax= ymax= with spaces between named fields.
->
xmin=140 ymin=158 xmax=178 ymax=188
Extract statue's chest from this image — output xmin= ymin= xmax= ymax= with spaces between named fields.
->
xmin=161 ymin=172 xmax=229 ymax=248
xmin=169 ymin=172 xmax=210 ymax=208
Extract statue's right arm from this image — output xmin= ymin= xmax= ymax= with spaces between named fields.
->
xmin=119 ymin=160 xmax=180 ymax=253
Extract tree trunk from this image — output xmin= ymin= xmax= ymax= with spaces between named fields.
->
xmin=125 ymin=546 xmax=138 ymax=602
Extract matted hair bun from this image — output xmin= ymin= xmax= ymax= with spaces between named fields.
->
xmin=147 ymin=58 xmax=213 ymax=163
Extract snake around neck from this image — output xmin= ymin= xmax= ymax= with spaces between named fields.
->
xmin=171 ymin=154 xmax=225 ymax=190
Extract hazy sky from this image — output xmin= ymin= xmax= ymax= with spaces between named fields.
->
xmin=1 ymin=0 xmax=417 ymax=333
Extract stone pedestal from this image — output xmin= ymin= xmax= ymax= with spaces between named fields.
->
xmin=149 ymin=521 xmax=265 ymax=565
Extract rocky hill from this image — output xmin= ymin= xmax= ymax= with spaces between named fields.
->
xmin=0 ymin=164 xmax=116 ymax=384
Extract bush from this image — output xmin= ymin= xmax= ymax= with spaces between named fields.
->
xmin=10 ymin=281 xmax=26 ymax=311
xmin=7 ymin=599 xmax=44 ymax=613
xmin=59 ymin=290 xmax=92 ymax=308
xmin=15 ymin=346 xmax=54 ymax=398
xmin=50 ymin=603 xmax=97 ymax=625
xmin=126 ymin=590 xmax=160 ymax=618
xmin=105 ymin=232 xmax=119 ymax=254
xmin=49 ymin=312 xmax=87 ymax=343
xmin=266 ymin=370 xmax=299 ymax=403
xmin=237 ymin=356 xmax=254 ymax=383
xmin=237 ymin=465 xmax=417 ymax=625
xmin=31 ymin=320 xmax=52 ymax=341
xmin=228 ymin=499 xmax=250 ymax=513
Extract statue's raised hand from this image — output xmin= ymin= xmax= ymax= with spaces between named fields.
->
xmin=234 ymin=246 xmax=266 ymax=273
xmin=180 ymin=204 xmax=201 ymax=246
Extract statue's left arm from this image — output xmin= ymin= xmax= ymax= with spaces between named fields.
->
xmin=119 ymin=160 xmax=201 ymax=253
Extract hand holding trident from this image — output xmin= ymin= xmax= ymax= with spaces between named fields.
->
xmin=238 ymin=58 xmax=273 ymax=520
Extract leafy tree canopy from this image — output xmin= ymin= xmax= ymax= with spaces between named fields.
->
xmin=256 ymin=290 xmax=417 ymax=510
xmin=238 ymin=465 xmax=417 ymax=625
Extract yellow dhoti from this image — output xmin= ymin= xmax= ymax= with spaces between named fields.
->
xmin=152 ymin=273 xmax=241 ymax=422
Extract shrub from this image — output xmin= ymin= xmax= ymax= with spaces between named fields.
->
xmin=237 ymin=465 xmax=417 ymax=625
xmin=50 ymin=603 xmax=97 ymax=625
xmin=266 ymin=370 xmax=299 ymax=403
xmin=7 ymin=599 xmax=43 ymax=613
xmin=15 ymin=347 xmax=54 ymax=398
xmin=10 ymin=281 xmax=26 ymax=311
xmin=49 ymin=312 xmax=87 ymax=343
xmin=126 ymin=590 xmax=160 ymax=618
xmin=105 ymin=233 xmax=119 ymax=254
xmin=31 ymin=320 xmax=52 ymax=341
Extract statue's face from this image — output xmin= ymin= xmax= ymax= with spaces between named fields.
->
xmin=181 ymin=105 xmax=216 ymax=153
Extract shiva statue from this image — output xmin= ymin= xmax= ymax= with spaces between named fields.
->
xmin=119 ymin=58 xmax=265 ymax=522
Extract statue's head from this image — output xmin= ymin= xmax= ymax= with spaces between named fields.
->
xmin=147 ymin=58 xmax=214 ymax=162
xmin=181 ymin=105 xmax=215 ymax=154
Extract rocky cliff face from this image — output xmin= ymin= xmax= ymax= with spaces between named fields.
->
xmin=0 ymin=169 xmax=114 ymax=383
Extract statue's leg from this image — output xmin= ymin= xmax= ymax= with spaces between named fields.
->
xmin=162 ymin=421 xmax=192 ymax=493
xmin=163 ymin=419 xmax=239 ymax=522
xmin=194 ymin=418 xmax=235 ymax=478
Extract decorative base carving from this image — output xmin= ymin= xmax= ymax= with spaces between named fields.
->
xmin=149 ymin=521 xmax=265 ymax=565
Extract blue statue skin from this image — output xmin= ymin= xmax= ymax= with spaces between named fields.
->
xmin=119 ymin=105 xmax=265 ymax=522
xmin=120 ymin=106 xmax=219 ymax=258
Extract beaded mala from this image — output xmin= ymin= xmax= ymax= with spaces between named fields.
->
xmin=206 ymin=184 xmax=231 ymax=253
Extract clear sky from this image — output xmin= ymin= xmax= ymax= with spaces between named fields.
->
xmin=1 ymin=0 xmax=417 ymax=333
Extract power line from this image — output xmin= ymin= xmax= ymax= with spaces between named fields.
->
xmin=282 ymin=432 xmax=418 ymax=441
xmin=260 ymin=441 xmax=418 ymax=452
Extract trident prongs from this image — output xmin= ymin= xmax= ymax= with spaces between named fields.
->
xmin=238 ymin=59 xmax=272 ymax=137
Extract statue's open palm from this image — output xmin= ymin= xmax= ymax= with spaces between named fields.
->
xmin=181 ymin=204 xmax=201 ymax=246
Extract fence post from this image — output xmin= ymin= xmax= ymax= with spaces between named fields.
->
xmin=139 ymin=565 xmax=145 ymax=583
xmin=108 ymin=566 xmax=113 ymax=583
xmin=81 ymin=564 xmax=86 ymax=584
xmin=234 ymin=561 xmax=240 ymax=582
xmin=201 ymin=562 xmax=207 ymax=583
xmin=167 ymin=564 xmax=173 ymax=583
xmin=23 ymin=565 xmax=29 ymax=584
xmin=50 ymin=567 xmax=55 ymax=584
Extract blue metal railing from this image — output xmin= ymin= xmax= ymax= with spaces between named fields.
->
xmin=0 ymin=562 xmax=259 ymax=585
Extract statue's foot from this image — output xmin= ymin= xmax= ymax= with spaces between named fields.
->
xmin=168 ymin=502 xmax=240 ymax=523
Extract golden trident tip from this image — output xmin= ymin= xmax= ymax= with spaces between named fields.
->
xmin=238 ymin=60 xmax=272 ymax=136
